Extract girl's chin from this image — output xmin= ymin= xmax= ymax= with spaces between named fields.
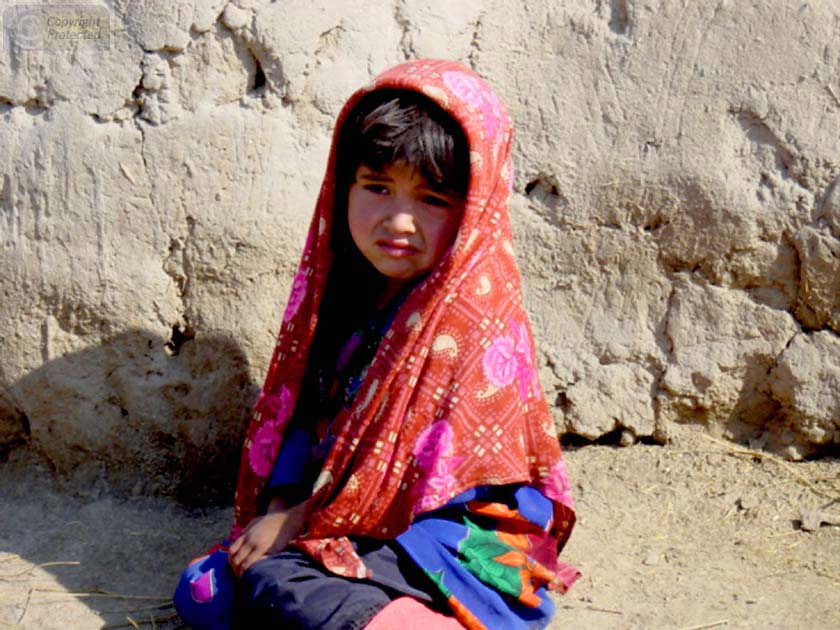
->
xmin=377 ymin=266 xmax=425 ymax=285
xmin=368 ymin=254 xmax=435 ymax=283
xmin=380 ymin=269 xmax=416 ymax=282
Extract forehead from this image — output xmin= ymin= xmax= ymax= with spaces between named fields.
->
xmin=355 ymin=162 xmax=460 ymax=194
xmin=357 ymin=162 xmax=423 ymax=183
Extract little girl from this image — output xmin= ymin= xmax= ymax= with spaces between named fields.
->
xmin=176 ymin=59 xmax=577 ymax=630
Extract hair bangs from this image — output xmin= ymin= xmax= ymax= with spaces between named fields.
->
xmin=341 ymin=90 xmax=470 ymax=197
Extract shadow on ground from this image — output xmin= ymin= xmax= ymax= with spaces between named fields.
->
xmin=0 ymin=328 xmax=259 ymax=627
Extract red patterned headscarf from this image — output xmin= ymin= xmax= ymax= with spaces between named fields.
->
xmin=232 ymin=59 xmax=575 ymax=577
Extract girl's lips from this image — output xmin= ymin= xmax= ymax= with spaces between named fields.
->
xmin=377 ymin=240 xmax=418 ymax=257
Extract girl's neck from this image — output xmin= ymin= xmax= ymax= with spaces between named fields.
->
xmin=376 ymin=278 xmax=409 ymax=310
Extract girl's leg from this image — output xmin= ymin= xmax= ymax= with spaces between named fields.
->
xmin=364 ymin=597 xmax=466 ymax=630
xmin=236 ymin=548 xmax=391 ymax=630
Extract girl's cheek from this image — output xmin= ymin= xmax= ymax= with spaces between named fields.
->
xmin=441 ymin=217 xmax=461 ymax=250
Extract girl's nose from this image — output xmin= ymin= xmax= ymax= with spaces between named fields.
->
xmin=385 ymin=201 xmax=416 ymax=233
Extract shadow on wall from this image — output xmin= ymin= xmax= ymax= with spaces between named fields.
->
xmin=1 ymin=328 xmax=260 ymax=505
xmin=0 ymin=329 xmax=259 ymax=626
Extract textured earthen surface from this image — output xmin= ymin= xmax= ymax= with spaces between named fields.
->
xmin=1 ymin=0 xmax=838 ymax=498
xmin=2 ymin=432 xmax=839 ymax=629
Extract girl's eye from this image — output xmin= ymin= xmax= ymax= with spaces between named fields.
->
xmin=422 ymin=195 xmax=452 ymax=208
xmin=363 ymin=184 xmax=390 ymax=195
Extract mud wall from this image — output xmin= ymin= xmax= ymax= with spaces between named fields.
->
xmin=1 ymin=0 xmax=838 ymax=499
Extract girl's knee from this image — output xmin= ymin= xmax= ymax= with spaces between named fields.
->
xmin=235 ymin=552 xmax=327 ymax=625
xmin=236 ymin=553 xmax=391 ymax=630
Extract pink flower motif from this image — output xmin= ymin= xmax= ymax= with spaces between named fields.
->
xmin=513 ymin=321 xmax=532 ymax=365
xmin=274 ymin=384 xmax=295 ymax=424
xmin=256 ymin=384 xmax=296 ymax=425
xmin=443 ymin=71 xmax=484 ymax=108
xmin=442 ymin=70 xmax=503 ymax=140
xmin=248 ymin=419 xmax=282 ymax=477
xmin=482 ymin=336 xmax=517 ymax=387
xmin=516 ymin=364 xmax=539 ymax=402
xmin=511 ymin=320 xmax=539 ymax=402
xmin=413 ymin=420 xmax=454 ymax=470
xmin=248 ymin=384 xmax=295 ymax=477
xmin=412 ymin=423 xmax=464 ymax=514
xmin=543 ymin=459 xmax=574 ymax=509
xmin=417 ymin=470 xmax=459 ymax=511
xmin=481 ymin=93 xmax=504 ymax=141
xmin=283 ymin=269 xmax=307 ymax=323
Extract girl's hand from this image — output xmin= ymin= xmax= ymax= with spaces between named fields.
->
xmin=228 ymin=497 xmax=308 ymax=577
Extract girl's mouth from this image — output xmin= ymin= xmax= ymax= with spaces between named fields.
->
xmin=378 ymin=240 xmax=418 ymax=257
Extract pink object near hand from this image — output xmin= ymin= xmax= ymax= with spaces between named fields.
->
xmin=188 ymin=567 xmax=216 ymax=603
xmin=364 ymin=597 xmax=465 ymax=630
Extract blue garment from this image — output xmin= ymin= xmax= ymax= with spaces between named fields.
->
xmin=174 ymin=547 xmax=235 ymax=630
xmin=396 ymin=486 xmax=557 ymax=630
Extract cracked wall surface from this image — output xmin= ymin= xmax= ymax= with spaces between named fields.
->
xmin=1 ymin=0 xmax=838 ymax=499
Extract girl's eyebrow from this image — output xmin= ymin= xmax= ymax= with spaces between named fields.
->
xmin=358 ymin=173 xmax=392 ymax=182
xmin=356 ymin=167 xmax=392 ymax=182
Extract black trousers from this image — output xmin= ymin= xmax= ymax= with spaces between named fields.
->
xmin=235 ymin=539 xmax=441 ymax=630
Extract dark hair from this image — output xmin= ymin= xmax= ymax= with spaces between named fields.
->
xmin=293 ymin=91 xmax=470 ymax=428
xmin=337 ymin=89 xmax=470 ymax=197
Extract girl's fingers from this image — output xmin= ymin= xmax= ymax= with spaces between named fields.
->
xmin=229 ymin=537 xmax=271 ymax=576
xmin=228 ymin=519 xmax=259 ymax=569
xmin=228 ymin=540 xmax=244 ymax=565
xmin=238 ymin=546 xmax=266 ymax=575
xmin=228 ymin=541 xmax=252 ymax=574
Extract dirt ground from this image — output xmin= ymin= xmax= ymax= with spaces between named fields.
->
xmin=1 ymin=425 xmax=838 ymax=630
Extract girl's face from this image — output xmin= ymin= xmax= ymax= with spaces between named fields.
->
xmin=347 ymin=162 xmax=465 ymax=295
